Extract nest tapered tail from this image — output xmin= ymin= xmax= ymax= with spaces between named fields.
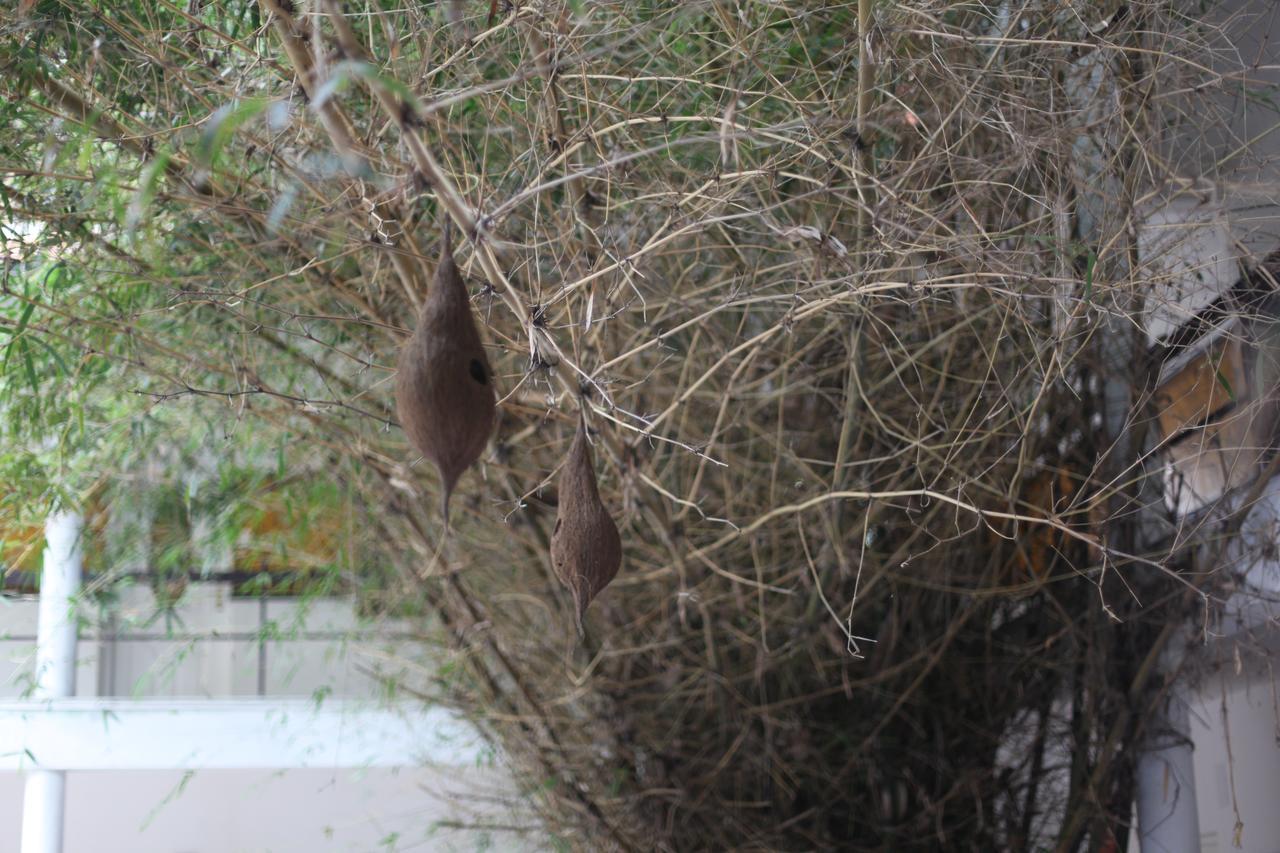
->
xmin=550 ymin=423 xmax=622 ymax=634
xmin=394 ymin=225 xmax=497 ymax=523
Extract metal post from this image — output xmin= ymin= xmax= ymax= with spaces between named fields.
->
xmin=20 ymin=510 xmax=83 ymax=853
xmin=1136 ymin=687 xmax=1200 ymax=853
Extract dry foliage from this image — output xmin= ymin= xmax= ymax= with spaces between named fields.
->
xmin=4 ymin=0 xmax=1280 ymax=849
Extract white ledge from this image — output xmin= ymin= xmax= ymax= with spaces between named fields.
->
xmin=0 ymin=698 xmax=484 ymax=772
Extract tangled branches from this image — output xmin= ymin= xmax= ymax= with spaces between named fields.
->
xmin=3 ymin=0 xmax=1276 ymax=849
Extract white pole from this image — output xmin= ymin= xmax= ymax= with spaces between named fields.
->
xmin=20 ymin=510 xmax=83 ymax=853
xmin=1136 ymin=687 xmax=1200 ymax=853
xmin=20 ymin=773 xmax=67 ymax=853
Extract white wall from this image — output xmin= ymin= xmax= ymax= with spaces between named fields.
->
xmin=1190 ymin=664 xmax=1280 ymax=853
xmin=0 ymin=584 xmax=535 ymax=852
xmin=0 ymin=767 xmax=531 ymax=853
xmin=2 ymin=584 xmax=424 ymax=701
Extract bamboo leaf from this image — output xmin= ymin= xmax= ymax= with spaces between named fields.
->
xmin=29 ymin=335 xmax=70 ymax=378
xmin=20 ymin=339 xmax=39 ymax=417
xmin=1215 ymin=365 xmax=1236 ymax=401
xmin=11 ymin=301 xmax=34 ymax=340
xmin=196 ymin=98 xmax=270 ymax=168
xmin=125 ymin=148 xmax=173 ymax=235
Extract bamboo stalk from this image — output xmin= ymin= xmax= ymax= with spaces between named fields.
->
xmin=856 ymin=0 xmax=874 ymax=242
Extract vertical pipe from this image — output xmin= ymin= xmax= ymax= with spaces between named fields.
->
xmin=257 ymin=596 xmax=268 ymax=697
xmin=20 ymin=510 xmax=83 ymax=853
xmin=20 ymin=774 xmax=67 ymax=853
xmin=1136 ymin=688 xmax=1200 ymax=853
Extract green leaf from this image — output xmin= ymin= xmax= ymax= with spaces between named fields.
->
xmin=29 ymin=335 xmax=71 ymax=378
xmin=196 ymin=98 xmax=270 ymax=168
xmin=20 ymin=339 xmax=40 ymax=416
xmin=11 ymin=300 xmax=35 ymax=341
xmin=311 ymin=61 xmax=373 ymax=110
xmin=42 ymin=262 xmax=66 ymax=291
xmin=1215 ymin=364 xmax=1236 ymax=401
xmin=314 ymin=60 xmax=425 ymax=120
xmin=76 ymin=136 xmax=93 ymax=173
xmin=23 ymin=340 xmax=37 ymax=389
xmin=126 ymin=149 xmax=173 ymax=235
